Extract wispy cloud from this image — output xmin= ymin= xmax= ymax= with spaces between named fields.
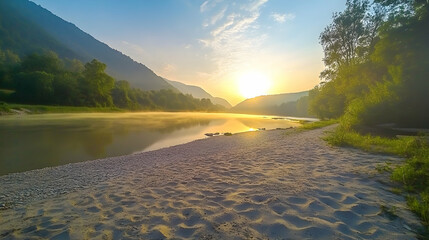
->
xmin=211 ymin=7 xmax=227 ymax=25
xmin=199 ymin=0 xmax=269 ymax=77
xmin=242 ymin=0 xmax=268 ymax=12
xmin=200 ymin=1 xmax=210 ymax=12
xmin=200 ymin=0 xmax=223 ymax=13
xmin=271 ymin=13 xmax=295 ymax=23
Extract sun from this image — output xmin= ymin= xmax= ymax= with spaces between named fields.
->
xmin=237 ymin=71 xmax=271 ymax=99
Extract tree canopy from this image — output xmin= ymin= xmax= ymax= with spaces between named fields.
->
xmin=0 ymin=51 xmax=225 ymax=112
xmin=309 ymin=0 xmax=429 ymax=128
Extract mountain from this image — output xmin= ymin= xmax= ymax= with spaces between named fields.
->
xmin=165 ymin=79 xmax=232 ymax=108
xmin=0 ymin=0 xmax=175 ymax=91
xmin=232 ymin=91 xmax=309 ymax=115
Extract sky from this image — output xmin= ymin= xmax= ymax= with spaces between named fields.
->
xmin=31 ymin=0 xmax=346 ymax=105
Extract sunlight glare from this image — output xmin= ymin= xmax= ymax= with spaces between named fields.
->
xmin=237 ymin=71 xmax=271 ymax=99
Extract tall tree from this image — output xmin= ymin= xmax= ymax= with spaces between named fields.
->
xmin=319 ymin=0 xmax=383 ymax=81
xmin=20 ymin=51 xmax=62 ymax=74
xmin=14 ymin=71 xmax=54 ymax=103
xmin=80 ymin=59 xmax=115 ymax=107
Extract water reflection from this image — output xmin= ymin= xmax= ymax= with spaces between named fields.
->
xmin=0 ymin=112 xmax=299 ymax=175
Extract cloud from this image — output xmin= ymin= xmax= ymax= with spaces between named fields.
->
xmin=271 ymin=13 xmax=295 ymax=23
xmin=199 ymin=0 xmax=269 ymax=78
xmin=163 ymin=64 xmax=177 ymax=73
xmin=200 ymin=0 xmax=223 ymax=13
xmin=200 ymin=1 xmax=210 ymax=12
xmin=210 ymin=7 xmax=227 ymax=25
xmin=243 ymin=0 xmax=268 ymax=12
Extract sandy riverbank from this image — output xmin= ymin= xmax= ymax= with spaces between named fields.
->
xmin=0 ymin=126 xmax=423 ymax=239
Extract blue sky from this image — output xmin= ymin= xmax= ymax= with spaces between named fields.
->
xmin=31 ymin=0 xmax=346 ymax=104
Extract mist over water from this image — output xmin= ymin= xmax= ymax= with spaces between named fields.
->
xmin=0 ymin=112 xmax=299 ymax=175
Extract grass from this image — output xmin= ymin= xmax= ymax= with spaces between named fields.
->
xmin=326 ymin=126 xmax=429 ymax=230
xmin=0 ymin=102 xmax=12 ymax=113
xmin=380 ymin=204 xmax=399 ymax=220
xmin=0 ymin=103 xmax=124 ymax=114
xmin=299 ymin=119 xmax=338 ymax=130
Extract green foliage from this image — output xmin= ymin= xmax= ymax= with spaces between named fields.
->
xmin=308 ymin=83 xmax=346 ymax=119
xmin=0 ymin=51 xmax=224 ymax=112
xmin=0 ymin=101 xmax=11 ymax=113
xmin=20 ymin=52 xmax=62 ymax=74
xmin=380 ymin=205 xmax=399 ymax=220
xmin=52 ymin=72 xmax=81 ymax=106
xmin=80 ymin=59 xmax=115 ymax=107
xmin=2 ymin=103 xmax=123 ymax=114
xmin=0 ymin=89 xmax=14 ymax=101
xmin=407 ymin=194 xmax=429 ymax=227
xmin=300 ymin=119 xmax=338 ymax=130
xmin=319 ymin=0 xmax=383 ymax=81
xmin=310 ymin=0 xmax=429 ymax=128
xmin=0 ymin=49 xmax=20 ymax=89
xmin=111 ymin=80 xmax=133 ymax=108
xmin=325 ymin=126 xmax=417 ymax=155
xmin=14 ymin=71 xmax=54 ymax=103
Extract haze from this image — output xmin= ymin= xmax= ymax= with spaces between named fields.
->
xmin=31 ymin=0 xmax=345 ymax=105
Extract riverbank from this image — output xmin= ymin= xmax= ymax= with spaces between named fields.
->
xmin=0 ymin=102 xmax=125 ymax=115
xmin=0 ymin=126 xmax=423 ymax=239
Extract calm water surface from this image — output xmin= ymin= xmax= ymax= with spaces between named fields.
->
xmin=0 ymin=112 xmax=300 ymax=175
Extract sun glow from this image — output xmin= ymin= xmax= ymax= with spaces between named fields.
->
xmin=237 ymin=71 xmax=271 ymax=99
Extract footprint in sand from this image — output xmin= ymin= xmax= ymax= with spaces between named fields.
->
xmin=286 ymin=196 xmax=308 ymax=205
xmin=269 ymin=203 xmax=287 ymax=215
xmin=351 ymin=203 xmax=380 ymax=215
xmin=333 ymin=210 xmax=360 ymax=226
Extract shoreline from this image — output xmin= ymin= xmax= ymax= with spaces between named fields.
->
xmin=0 ymin=126 xmax=423 ymax=239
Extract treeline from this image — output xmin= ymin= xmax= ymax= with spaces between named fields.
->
xmin=0 ymin=51 xmax=224 ymax=111
xmin=245 ymin=96 xmax=311 ymax=117
xmin=276 ymin=96 xmax=310 ymax=117
xmin=309 ymin=0 xmax=429 ymax=128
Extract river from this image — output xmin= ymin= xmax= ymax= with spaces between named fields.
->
xmin=0 ymin=112 xmax=301 ymax=175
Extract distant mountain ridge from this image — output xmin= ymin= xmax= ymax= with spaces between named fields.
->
xmin=0 ymin=0 xmax=175 ymax=91
xmin=232 ymin=91 xmax=309 ymax=115
xmin=165 ymin=79 xmax=232 ymax=108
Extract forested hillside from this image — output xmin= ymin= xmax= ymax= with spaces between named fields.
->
xmin=0 ymin=0 xmax=175 ymax=91
xmin=165 ymin=79 xmax=232 ymax=108
xmin=0 ymin=52 xmax=224 ymax=112
xmin=0 ymin=0 xmax=227 ymax=112
xmin=232 ymin=91 xmax=311 ymax=117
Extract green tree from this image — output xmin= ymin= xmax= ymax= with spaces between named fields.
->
xmin=64 ymin=59 xmax=84 ymax=73
xmin=20 ymin=51 xmax=63 ymax=74
xmin=14 ymin=71 xmax=54 ymax=103
xmin=310 ymin=0 xmax=385 ymax=120
xmin=80 ymin=59 xmax=115 ymax=107
xmin=111 ymin=80 xmax=132 ymax=108
xmin=52 ymin=72 xmax=81 ymax=105
xmin=320 ymin=0 xmax=371 ymax=80
xmin=309 ymin=83 xmax=346 ymax=119
xmin=0 ymin=49 xmax=20 ymax=88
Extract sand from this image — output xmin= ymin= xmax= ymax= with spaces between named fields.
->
xmin=0 ymin=125 xmax=423 ymax=239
